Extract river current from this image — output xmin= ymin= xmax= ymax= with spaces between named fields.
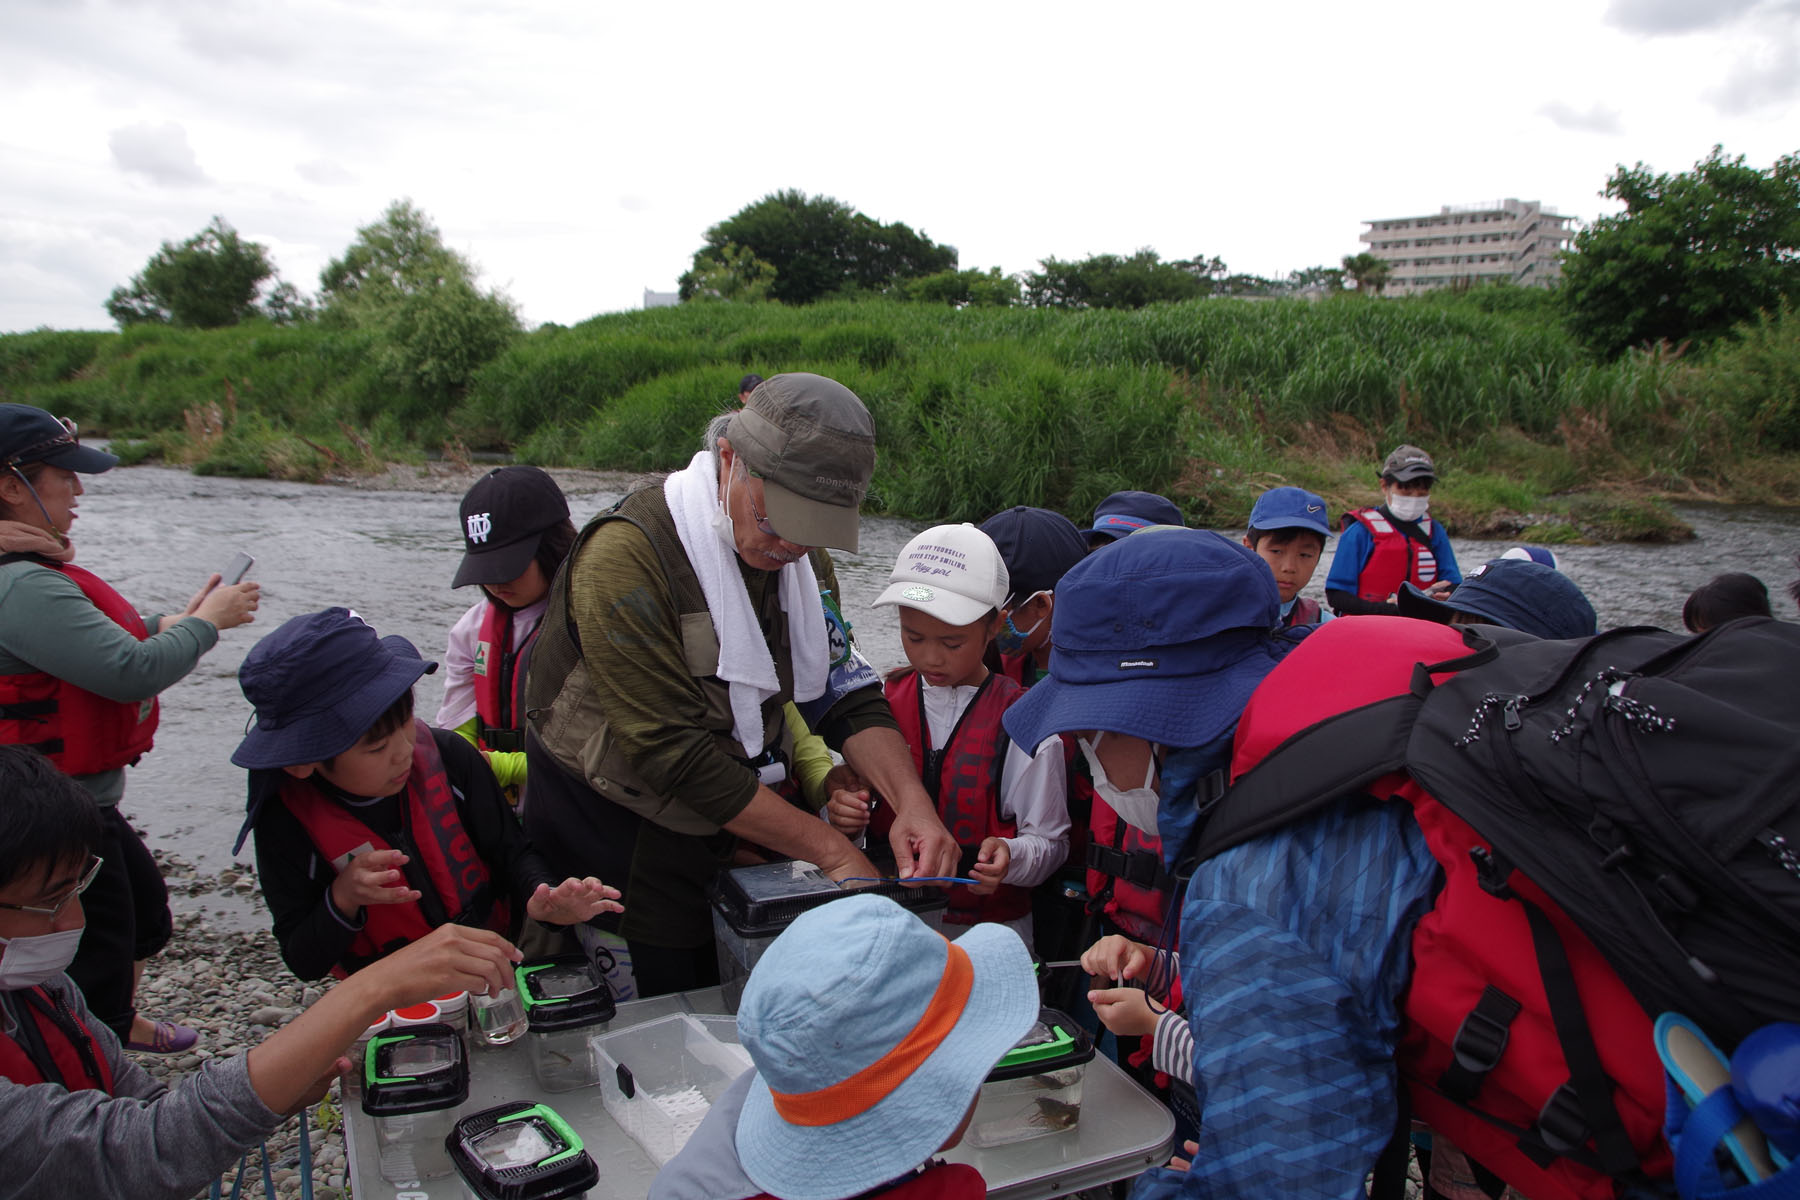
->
xmin=66 ymin=464 xmax=1798 ymax=923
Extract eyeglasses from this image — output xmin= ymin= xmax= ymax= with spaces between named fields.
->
xmin=5 ymin=416 xmax=78 ymax=469
xmin=0 ymin=855 xmax=103 ymax=919
xmin=734 ymin=460 xmax=780 ymax=538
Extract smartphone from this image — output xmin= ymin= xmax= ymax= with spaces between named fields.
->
xmin=221 ymin=552 xmax=255 ymax=586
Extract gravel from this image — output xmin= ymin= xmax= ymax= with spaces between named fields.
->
xmin=132 ymin=850 xmax=351 ymax=1200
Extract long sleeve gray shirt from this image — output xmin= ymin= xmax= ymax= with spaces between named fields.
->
xmin=0 ymin=974 xmax=283 ymax=1200
xmin=0 ymin=559 xmax=217 ymax=805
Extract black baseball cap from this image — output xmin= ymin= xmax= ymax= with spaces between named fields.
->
xmin=0 ymin=404 xmax=117 ymax=474
xmin=739 ymin=373 xmax=766 ymax=395
xmin=979 ymin=506 xmax=1088 ymax=605
xmin=452 ymin=466 xmax=570 ymax=588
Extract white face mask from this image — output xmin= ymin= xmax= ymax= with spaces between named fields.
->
xmin=0 ymin=927 xmax=84 ymax=991
xmin=1386 ymin=493 xmax=1430 ymax=523
xmin=1079 ymin=733 xmax=1161 ymax=837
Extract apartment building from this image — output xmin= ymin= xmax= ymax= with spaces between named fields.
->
xmin=1359 ymin=198 xmax=1575 ymax=295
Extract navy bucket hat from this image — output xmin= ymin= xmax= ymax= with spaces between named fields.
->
xmin=1398 ymin=558 xmax=1598 ymax=641
xmin=1003 ymin=527 xmax=1284 ymax=751
xmin=232 ymin=608 xmax=438 ymax=769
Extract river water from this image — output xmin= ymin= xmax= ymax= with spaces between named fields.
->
xmin=68 ymin=464 xmax=1799 ymax=924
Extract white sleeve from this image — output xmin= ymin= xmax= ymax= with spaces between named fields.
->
xmin=434 ymin=601 xmax=487 ymax=729
xmin=996 ymin=735 xmax=1070 ymax=888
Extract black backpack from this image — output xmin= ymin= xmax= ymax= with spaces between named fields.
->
xmin=1198 ymin=615 xmax=1800 ymax=1050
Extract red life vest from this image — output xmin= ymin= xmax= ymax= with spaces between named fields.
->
xmin=472 ymin=601 xmax=538 ymax=754
xmin=1343 ymin=507 xmax=1440 ymax=601
xmin=0 ymin=984 xmax=115 ymax=1092
xmin=1085 ymin=793 xmax=1171 ymax=944
xmin=996 ymin=652 xmax=1091 ymax=871
xmin=748 ymin=1162 xmax=987 ymax=1200
xmin=1229 ymin=618 xmax=1671 ymax=1200
xmin=1282 ymin=595 xmax=1323 ymax=627
xmin=883 ymin=670 xmax=1031 ymax=926
xmin=277 ymin=719 xmax=511 ymax=977
xmin=0 ymin=559 xmax=158 ymax=774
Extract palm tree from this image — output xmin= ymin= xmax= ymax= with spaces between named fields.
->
xmin=1341 ymin=252 xmax=1393 ymax=297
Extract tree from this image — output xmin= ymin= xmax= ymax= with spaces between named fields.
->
xmin=681 ymin=243 xmax=777 ymax=303
xmin=318 ymin=200 xmax=519 ymax=403
xmin=1022 ymin=249 xmax=1224 ymax=309
xmin=1341 ymin=252 xmax=1392 ymax=296
xmin=1288 ymin=265 xmax=1346 ymax=295
xmin=679 ymin=191 xmax=957 ymax=305
xmin=105 ymin=216 xmax=296 ymax=328
xmin=1561 ymin=146 xmax=1800 ymax=356
xmin=896 ymin=267 xmax=1021 ymax=307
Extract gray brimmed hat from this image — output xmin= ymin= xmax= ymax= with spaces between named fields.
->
xmin=1381 ymin=444 xmax=1436 ymax=482
xmin=725 ymin=372 xmax=876 ymax=552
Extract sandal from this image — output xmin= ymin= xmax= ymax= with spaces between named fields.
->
xmin=124 ymin=1019 xmax=200 ymax=1055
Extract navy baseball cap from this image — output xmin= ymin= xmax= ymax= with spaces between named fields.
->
xmin=0 ymin=404 xmax=117 ymax=474
xmin=1085 ymin=491 xmax=1185 ymax=542
xmin=233 ymin=608 xmax=439 ymax=768
xmin=452 ymin=466 xmax=570 ymax=589
xmin=979 ymin=506 xmax=1088 ymax=605
xmin=1398 ymin=559 xmax=1598 ymax=641
xmin=1003 ymin=527 xmax=1284 ymax=750
xmin=1247 ymin=486 xmax=1333 ymax=538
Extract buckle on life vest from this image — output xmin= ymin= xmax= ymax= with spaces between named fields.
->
xmin=1534 ymin=1081 xmax=1591 ymax=1156
xmin=1085 ymin=844 xmax=1170 ymax=890
xmin=1469 ymin=845 xmax=1514 ymax=900
xmin=483 ymin=728 xmax=524 ymax=754
xmin=1438 ymin=985 xmax=1522 ymax=1102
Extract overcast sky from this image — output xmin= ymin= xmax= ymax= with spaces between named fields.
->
xmin=3 ymin=0 xmax=1796 ymax=333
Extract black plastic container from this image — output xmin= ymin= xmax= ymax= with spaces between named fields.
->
xmin=708 ymin=859 xmax=949 ymax=1009
xmin=518 ymin=955 xmax=616 ymax=1092
xmin=361 ymin=1023 xmax=470 ymax=1181
xmin=447 ymin=1101 xmax=599 ymax=1200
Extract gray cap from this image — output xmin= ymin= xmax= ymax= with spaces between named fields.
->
xmin=725 ymin=373 xmax=876 ymax=552
xmin=1381 ymin=444 xmax=1436 ymax=482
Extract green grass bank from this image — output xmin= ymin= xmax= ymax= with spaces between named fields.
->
xmin=5 ymin=290 xmax=1798 ymax=541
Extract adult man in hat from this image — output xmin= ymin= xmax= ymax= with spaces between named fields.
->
xmin=524 ymin=373 xmax=960 ymax=996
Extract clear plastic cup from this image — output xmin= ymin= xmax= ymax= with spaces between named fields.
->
xmin=471 ymin=987 xmax=527 ymax=1046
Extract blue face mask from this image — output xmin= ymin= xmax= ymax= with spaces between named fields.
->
xmin=994 ymin=592 xmax=1049 ymax=657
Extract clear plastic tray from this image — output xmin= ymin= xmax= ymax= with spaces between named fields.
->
xmin=590 ymin=1013 xmax=753 ymax=1165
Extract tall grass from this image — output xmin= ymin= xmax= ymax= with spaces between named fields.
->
xmin=1 ymin=292 xmax=1791 ymax=523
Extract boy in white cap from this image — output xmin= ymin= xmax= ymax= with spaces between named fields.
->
xmin=827 ymin=524 xmax=1069 ymax=950
xmin=649 ymin=894 xmax=1040 ymax=1200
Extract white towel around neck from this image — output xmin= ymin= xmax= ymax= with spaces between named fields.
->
xmin=664 ymin=451 xmax=829 ymax=758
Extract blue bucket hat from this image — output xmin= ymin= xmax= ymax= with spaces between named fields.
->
xmin=1247 ymin=486 xmax=1333 ymax=539
xmin=1397 ymin=558 xmax=1598 ymax=641
xmin=231 ymin=608 xmax=438 ymax=769
xmin=1003 ymin=527 xmax=1283 ymax=750
xmin=1084 ymin=490 xmax=1184 ymax=542
xmin=734 ymin=895 xmax=1038 ymax=1200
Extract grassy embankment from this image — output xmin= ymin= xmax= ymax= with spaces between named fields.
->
xmin=3 ymin=290 xmax=1797 ymax=540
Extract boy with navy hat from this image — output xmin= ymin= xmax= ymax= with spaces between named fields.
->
xmin=650 ymin=894 xmax=1039 ymax=1200
xmin=1242 ymin=486 xmax=1335 ymax=628
xmin=1325 ymin=443 xmax=1462 ymax=616
xmin=233 ymin=608 xmax=622 ymax=981
xmin=1084 ymin=490 xmax=1185 ymax=548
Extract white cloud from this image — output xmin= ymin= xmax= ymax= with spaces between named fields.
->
xmin=108 ymin=121 xmax=206 ymax=185
xmin=1539 ymin=101 xmax=1625 ymax=134
xmin=1605 ymin=0 xmax=1760 ymax=34
xmin=297 ymin=160 xmax=356 ymax=186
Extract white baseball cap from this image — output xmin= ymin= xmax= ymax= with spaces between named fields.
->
xmin=873 ymin=523 xmax=1010 ymax=627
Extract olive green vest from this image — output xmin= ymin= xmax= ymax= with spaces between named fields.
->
xmin=525 ymin=484 xmax=807 ymax=835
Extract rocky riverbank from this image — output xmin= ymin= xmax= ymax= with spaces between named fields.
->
xmin=133 ymin=849 xmax=349 ymax=1199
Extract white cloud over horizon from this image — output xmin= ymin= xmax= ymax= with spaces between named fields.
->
xmin=3 ymin=0 xmax=1796 ymax=333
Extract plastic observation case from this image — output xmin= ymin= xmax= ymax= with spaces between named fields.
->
xmin=590 ymin=1012 xmax=754 ymax=1165
xmin=707 ymin=858 xmax=948 ymax=1009
xmin=517 ymin=954 xmax=616 ymax=1092
xmin=965 ymin=1006 xmax=1097 ymax=1148
xmin=447 ymin=1101 xmax=599 ymax=1200
xmin=360 ymin=1022 xmax=470 ymax=1182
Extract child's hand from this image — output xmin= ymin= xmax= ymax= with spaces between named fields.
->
xmin=1424 ymin=579 xmax=1456 ymax=600
xmin=1088 ymin=985 xmax=1160 ymax=1038
xmin=1080 ymin=934 xmax=1154 ymax=983
xmin=1168 ymin=1140 xmax=1200 ymax=1172
xmin=365 ymin=923 xmax=521 ymax=1010
xmin=525 ymin=877 xmax=624 ymax=925
xmin=825 ymin=787 xmax=872 ymax=836
xmin=330 ymin=849 xmax=420 ymax=913
xmin=968 ymin=837 xmax=1010 ymax=895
